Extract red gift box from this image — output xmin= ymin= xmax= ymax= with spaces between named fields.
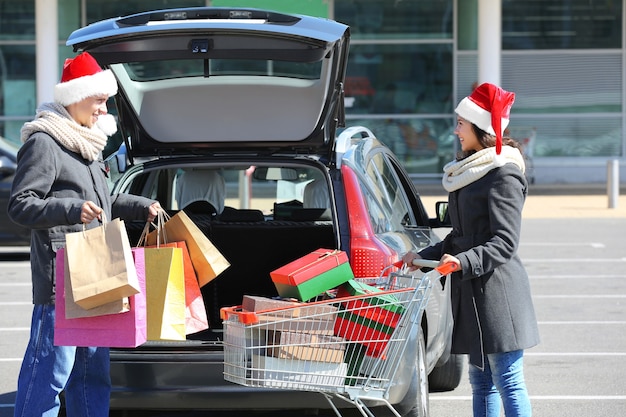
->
xmin=333 ymin=280 xmax=405 ymax=357
xmin=270 ymin=249 xmax=354 ymax=301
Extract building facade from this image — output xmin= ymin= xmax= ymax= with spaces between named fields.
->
xmin=0 ymin=0 xmax=624 ymax=183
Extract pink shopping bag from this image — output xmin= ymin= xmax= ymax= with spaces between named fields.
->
xmin=54 ymin=247 xmax=147 ymax=348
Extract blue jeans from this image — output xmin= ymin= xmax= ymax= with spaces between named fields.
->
xmin=14 ymin=304 xmax=111 ymax=417
xmin=469 ymin=350 xmax=531 ymax=417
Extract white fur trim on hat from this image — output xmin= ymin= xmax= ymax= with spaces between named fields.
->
xmin=54 ymin=69 xmax=118 ymax=106
xmin=455 ymin=97 xmax=510 ymax=136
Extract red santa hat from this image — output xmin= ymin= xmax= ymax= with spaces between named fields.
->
xmin=54 ymin=52 xmax=118 ymax=106
xmin=454 ymin=83 xmax=515 ymax=154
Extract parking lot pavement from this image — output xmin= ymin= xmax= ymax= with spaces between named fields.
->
xmin=429 ymin=217 xmax=626 ymax=417
xmin=2 ymin=188 xmax=625 ymax=417
xmin=419 ymin=182 xmax=626 ymax=220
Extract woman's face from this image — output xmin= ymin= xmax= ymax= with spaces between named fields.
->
xmin=66 ymin=95 xmax=109 ymax=128
xmin=454 ymin=116 xmax=483 ymax=153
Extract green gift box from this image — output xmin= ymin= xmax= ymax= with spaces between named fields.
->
xmin=270 ymin=249 xmax=354 ymax=301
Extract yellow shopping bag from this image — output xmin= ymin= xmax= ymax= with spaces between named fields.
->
xmin=145 ymin=246 xmax=186 ymax=341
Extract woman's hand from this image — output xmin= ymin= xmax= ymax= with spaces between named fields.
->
xmin=402 ymin=252 xmax=422 ymax=271
xmin=440 ymin=253 xmax=461 ymax=272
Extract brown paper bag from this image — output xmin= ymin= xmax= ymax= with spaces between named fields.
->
xmin=65 ymin=216 xmax=140 ymax=309
xmin=58 ymin=248 xmax=130 ymax=319
xmin=146 ymin=211 xmax=230 ymax=287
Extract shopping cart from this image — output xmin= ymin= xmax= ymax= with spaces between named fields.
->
xmin=221 ymin=262 xmax=455 ymax=417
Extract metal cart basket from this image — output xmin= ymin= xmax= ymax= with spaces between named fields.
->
xmin=222 ymin=263 xmax=454 ymax=417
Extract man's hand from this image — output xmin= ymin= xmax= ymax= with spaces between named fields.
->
xmin=80 ymin=201 xmax=103 ymax=224
xmin=147 ymin=202 xmax=162 ymax=222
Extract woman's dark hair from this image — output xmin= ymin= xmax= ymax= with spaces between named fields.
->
xmin=456 ymin=124 xmax=523 ymax=161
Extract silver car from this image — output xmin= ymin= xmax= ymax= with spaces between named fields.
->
xmin=67 ymin=7 xmax=462 ymax=416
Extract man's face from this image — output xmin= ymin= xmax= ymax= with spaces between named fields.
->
xmin=66 ymin=95 xmax=109 ymax=128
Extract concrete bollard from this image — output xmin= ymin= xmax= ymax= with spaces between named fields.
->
xmin=607 ymin=159 xmax=619 ymax=209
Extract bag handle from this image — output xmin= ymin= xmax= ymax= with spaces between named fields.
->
xmin=81 ymin=211 xmax=108 ymax=237
xmin=137 ymin=209 xmax=170 ymax=248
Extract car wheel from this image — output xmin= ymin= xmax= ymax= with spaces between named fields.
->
xmin=394 ymin=327 xmax=429 ymax=417
xmin=428 ymin=353 xmax=464 ymax=392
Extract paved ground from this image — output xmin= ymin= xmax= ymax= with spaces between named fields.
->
xmin=418 ymin=182 xmax=626 ymax=219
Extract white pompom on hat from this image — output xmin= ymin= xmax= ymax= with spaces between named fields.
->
xmin=454 ymin=82 xmax=515 ymax=155
xmin=54 ymin=52 xmax=118 ymax=106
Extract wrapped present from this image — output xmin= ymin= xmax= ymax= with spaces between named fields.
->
xmin=270 ymin=249 xmax=354 ymax=301
xmin=333 ymin=280 xmax=405 ymax=357
xmin=267 ymin=330 xmax=346 ymax=363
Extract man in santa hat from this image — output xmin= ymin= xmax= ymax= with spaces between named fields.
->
xmin=404 ymin=83 xmax=540 ymax=417
xmin=8 ymin=52 xmax=161 ymax=417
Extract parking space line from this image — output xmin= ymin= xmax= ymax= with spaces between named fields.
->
xmin=0 ymin=328 xmax=29 ymax=331
xmin=533 ymin=294 xmax=626 ymax=299
xmin=530 ymin=275 xmax=625 ymax=279
xmin=0 ymin=302 xmax=31 ymax=305
xmin=522 ymin=242 xmax=605 ymax=248
xmin=431 ymin=396 xmax=626 ymax=401
xmin=538 ymin=320 xmax=626 ymax=324
xmin=526 ymin=352 xmax=626 ymax=356
xmin=524 ymin=258 xmax=626 ymax=263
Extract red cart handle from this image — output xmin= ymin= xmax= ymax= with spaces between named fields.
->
xmin=393 ymin=259 xmax=457 ymax=275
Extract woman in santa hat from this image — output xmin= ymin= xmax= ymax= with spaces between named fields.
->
xmin=8 ymin=52 xmax=161 ymax=417
xmin=404 ymin=83 xmax=540 ymax=417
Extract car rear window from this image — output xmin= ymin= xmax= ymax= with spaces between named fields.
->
xmin=123 ymin=59 xmax=322 ymax=81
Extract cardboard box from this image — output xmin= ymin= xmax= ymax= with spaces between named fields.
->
xmin=242 ymin=295 xmax=302 ymax=315
xmin=255 ymin=315 xmax=335 ymax=335
xmin=242 ymin=295 xmax=338 ymax=320
xmin=252 ymin=354 xmax=348 ymax=389
xmin=270 ymin=249 xmax=354 ymax=301
xmin=267 ymin=330 xmax=346 ymax=363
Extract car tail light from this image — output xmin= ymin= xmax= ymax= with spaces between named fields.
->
xmin=341 ymin=165 xmax=399 ymax=278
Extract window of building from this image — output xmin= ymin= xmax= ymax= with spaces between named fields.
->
xmin=345 ymin=43 xmax=453 ymax=115
xmin=335 ymin=0 xmax=453 ymax=40
xmin=502 ymin=0 xmax=622 ymax=50
xmin=0 ymin=0 xmax=35 ymax=40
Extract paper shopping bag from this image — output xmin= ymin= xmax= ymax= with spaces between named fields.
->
xmin=146 ymin=210 xmax=230 ymax=287
xmin=145 ymin=246 xmax=186 ymax=341
xmin=146 ymin=241 xmax=209 ymax=335
xmin=54 ymin=248 xmax=147 ymax=348
xmin=65 ymin=217 xmax=140 ymax=309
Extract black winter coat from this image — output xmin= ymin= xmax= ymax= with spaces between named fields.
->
xmin=419 ymin=163 xmax=540 ymax=369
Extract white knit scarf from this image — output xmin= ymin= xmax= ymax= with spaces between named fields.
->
xmin=442 ymin=146 xmax=526 ymax=192
xmin=20 ymin=102 xmax=117 ymax=161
